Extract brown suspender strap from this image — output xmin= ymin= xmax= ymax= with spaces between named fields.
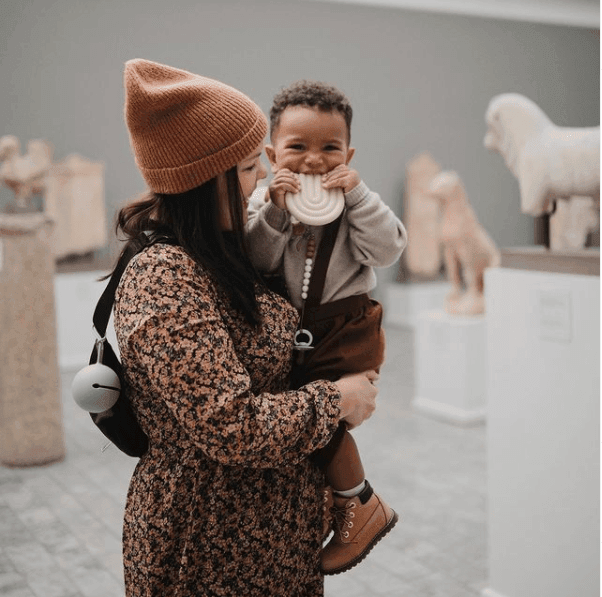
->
xmin=304 ymin=213 xmax=343 ymax=313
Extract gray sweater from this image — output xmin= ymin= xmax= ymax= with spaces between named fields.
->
xmin=246 ymin=181 xmax=407 ymax=310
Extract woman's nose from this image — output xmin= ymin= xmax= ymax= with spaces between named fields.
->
xmin=258 ymin=161 xmax=268 ymax=180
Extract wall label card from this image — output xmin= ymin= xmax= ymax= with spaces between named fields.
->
xmin=538 ymin=288 xmax=572 ymax=343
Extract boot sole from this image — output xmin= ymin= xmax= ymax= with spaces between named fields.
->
xmin=321 ymin=510 xmax=400 ymax=576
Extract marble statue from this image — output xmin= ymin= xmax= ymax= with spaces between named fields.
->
xmin=0 ymin=135 xmax=53 ymax=210
xmin=549 ymin=195 xmax=599 ymax=251
xmin=427 ymin=171 xmax=500 ymax=316
xmin=0 ymin=135 xmax=108 ymax=259
xmin=402 ymin=151 xmax=443 ymax=279
xmin=483 ymin=93 xmax=600 ymax=217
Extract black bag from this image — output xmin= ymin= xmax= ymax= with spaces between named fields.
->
xmin=87 ymin=233 xmax=164 ymax=457
xmin=89 ymin=338 xmax=148 ymax=457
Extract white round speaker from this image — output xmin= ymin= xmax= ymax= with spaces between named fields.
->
xmin=71 ymin=363 xmax=121 ymax=413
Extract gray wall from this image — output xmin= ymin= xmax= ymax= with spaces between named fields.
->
xmin=0 ymin=0 xmax=598 ymax=275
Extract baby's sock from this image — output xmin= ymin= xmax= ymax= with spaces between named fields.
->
xmin=333 ymin=480 xmax=366 ymax=498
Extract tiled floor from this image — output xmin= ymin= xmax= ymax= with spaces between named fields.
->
xmin=0 ymin=324 xmax=488 ymax=597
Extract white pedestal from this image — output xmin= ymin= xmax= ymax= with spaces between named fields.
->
xmin=54 ymin=270 xmax=117 ymax=370
xmin=413 ymin=310 xmax=486 ymax=425
xmin=384 ymin=281 xmax=450 ymax=328
xmin=483 ymin=267 xmax=599 ymax=597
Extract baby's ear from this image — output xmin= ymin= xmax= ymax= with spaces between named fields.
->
xmin=265 ymin=145 xmax=278 ymax=172
xmin=345 ymin=147 xmax=356 ymax=165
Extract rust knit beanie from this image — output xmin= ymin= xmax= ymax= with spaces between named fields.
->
xmin=124 ymin=59 xmax=267 ymax=194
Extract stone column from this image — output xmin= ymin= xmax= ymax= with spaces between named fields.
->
xmin=0 ymin=213 xmax=65 ymax=466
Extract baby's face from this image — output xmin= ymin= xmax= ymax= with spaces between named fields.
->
xmin=266 ymin=105 xmax=354 ymax=176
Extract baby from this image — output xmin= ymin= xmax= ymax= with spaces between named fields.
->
xmin=246 ymin=80 xmax=407 ymax=574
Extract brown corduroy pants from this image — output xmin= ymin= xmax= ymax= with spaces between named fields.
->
xmin=292 ymin=294 xmax=385 ymax=491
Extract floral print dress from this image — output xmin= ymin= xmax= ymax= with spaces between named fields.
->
xmin=114 ymin=244 xmax=341 ymax=597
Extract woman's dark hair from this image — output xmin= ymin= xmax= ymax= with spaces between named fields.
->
xmin=111 ymin=167 xmax=264 ymax=327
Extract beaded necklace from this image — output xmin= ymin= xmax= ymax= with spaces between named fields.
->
xmin=292 ymin=223 xmax=316 ymax=351
xmin=289 ymin=213 xmax=343 ymax=352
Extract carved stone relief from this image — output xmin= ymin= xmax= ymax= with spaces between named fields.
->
xmin=400 ymin=151 xmax=443 ymax=280
xmin=45 ymin=154 xmax=107 ymax=260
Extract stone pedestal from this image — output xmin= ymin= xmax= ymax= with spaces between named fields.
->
xmin=0 ymin=213 xmax=65 ymax=466
xmin=482 ymin=265 xmax=599 ymax=597
xmin=413 ymin=310 xmax=486 ymax=425
xmin=384 ymin=281 xmax=451 ymax=328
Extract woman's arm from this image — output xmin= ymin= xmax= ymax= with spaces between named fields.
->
xmin=118 ymin=247 xmax=343 ymax=468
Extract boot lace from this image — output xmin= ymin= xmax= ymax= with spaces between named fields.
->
xmin=330 ymin=501 xmax=356 ymax=539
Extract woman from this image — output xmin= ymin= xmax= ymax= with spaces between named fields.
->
xmin=114 ymin=58 xmax=378 ymax=596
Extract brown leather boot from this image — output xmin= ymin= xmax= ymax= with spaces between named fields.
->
xmin=321 ymin=480 xmax=398 ymax=575
xmin=322 ymin=486 xmax=334 ymax=541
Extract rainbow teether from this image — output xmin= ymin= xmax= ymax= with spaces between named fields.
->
xmin=285 ymin=174 xmax=344 ymax=225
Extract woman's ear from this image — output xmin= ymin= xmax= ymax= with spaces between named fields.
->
xmin=345 ymin=147 xmax=356 ymax=165
xmin=265 ymin=145 xmax=278 ymax=173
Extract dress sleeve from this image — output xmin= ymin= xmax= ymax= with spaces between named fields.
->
xmin=118 ymin=248 xmax=341 ymax=468
xmin=246 ymin=193 xmax=292 ymax=273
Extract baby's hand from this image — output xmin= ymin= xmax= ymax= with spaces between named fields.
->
xmin=268 ymin=168 xmax=300 ymax=210
xmin=322 ymin=164 xmax=361 ymax=194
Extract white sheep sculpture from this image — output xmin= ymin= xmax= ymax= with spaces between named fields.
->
xmin=483 ymin=93 xmax=600 ymax=217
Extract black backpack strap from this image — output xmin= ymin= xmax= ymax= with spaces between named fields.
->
xmin=93 ymin=237 xmax=146 ymax=337
xmin=88 ymin=232 xmax=174 ymax=458
xmin=92 ymin=232 xmax=175 ymax=337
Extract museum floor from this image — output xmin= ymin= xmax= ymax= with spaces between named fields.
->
xmin=0 ymin=324 xmax=488 ymax=597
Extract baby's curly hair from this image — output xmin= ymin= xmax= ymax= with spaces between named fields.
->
xmin=269 ymin=80 xmax=353 ymax=141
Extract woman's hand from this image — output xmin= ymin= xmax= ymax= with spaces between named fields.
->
xmin=334 ymin=370 xmax=379 ymax=430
